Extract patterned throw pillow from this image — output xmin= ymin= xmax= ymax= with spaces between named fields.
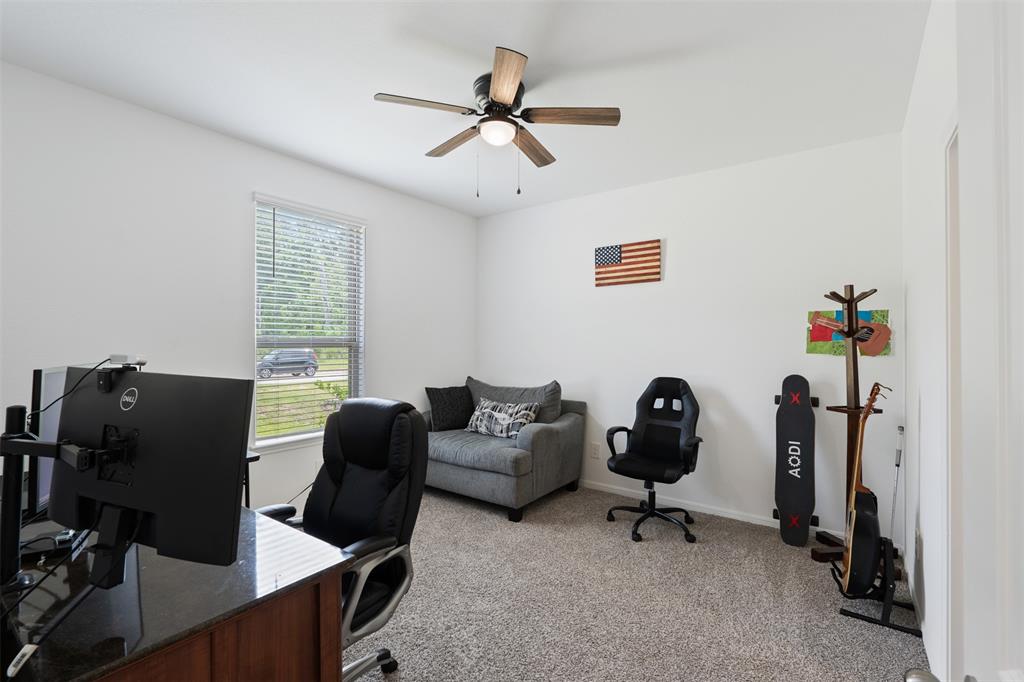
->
xmin=465 ymin=398 xmax=540 ymax=439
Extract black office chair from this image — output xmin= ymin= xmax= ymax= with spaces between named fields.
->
xmin=606 ymin=377 xmax=703 ymax=543
xmin=258 ymin=398 xmax=427 ymax=681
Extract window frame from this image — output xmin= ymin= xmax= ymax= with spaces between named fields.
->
xmin=252 ymin=193 xmax=366 ymax=446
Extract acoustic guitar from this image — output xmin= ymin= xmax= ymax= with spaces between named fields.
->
xmin=810 ymin=312 xmax=892 ymax=357
xmin=837 ymin=381 xmax=889 ymax=596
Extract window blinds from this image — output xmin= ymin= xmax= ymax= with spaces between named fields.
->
xmin=254 ymin=199 xmax=365 ymax=440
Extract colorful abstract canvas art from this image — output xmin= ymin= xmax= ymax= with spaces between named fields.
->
xmin=806 ymin=309 xmax=893 ymax=356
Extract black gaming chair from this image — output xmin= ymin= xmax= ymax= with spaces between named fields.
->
xmin=606 ymin=377 xmax=703 ymax=543
xmin=258 ymin=398 xmax=428 ymax=680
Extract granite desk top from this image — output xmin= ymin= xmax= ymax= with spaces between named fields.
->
xmin=1 ymin=507 xmax=351 ymax=681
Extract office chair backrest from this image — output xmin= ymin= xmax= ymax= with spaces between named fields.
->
xmin=629 ymin=377 xmax=700 ymax=467
xmin=302 ymin=398 xmax=428 ymax=549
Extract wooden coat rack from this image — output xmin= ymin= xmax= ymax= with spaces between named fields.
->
xmin=811 ymin=284 xmax=883 ymax=563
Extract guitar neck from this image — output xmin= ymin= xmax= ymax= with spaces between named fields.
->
xmin=848 ymin=392 xmax=879 ymax=506
xmin=812 ymin=312 xmax=856 ymax=335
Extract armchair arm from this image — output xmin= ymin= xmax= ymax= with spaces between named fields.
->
xmin=420 ymin=409 xmax=433 ymax=432
xmin=516 ymin=412 xmax=583 ymax=452
xmin=343 ymin=535 xmax=398 ymax=560
xmin=606 ymin=426 xmax=631 ymax=456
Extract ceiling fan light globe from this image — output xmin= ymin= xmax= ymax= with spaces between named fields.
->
xmin=479 ymin=119 xmax=517 ymax=146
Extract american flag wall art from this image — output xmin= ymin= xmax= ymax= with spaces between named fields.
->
xmin=594 ymin=239 xmax=662 ymax=287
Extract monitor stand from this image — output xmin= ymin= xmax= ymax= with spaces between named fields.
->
xmin=1 ymin=448 xmax=34 ymax=594
xmin=89 ymin=506 xmax=138 ymax=589
xmin=2 ymin=404 xmax=135 ymax=592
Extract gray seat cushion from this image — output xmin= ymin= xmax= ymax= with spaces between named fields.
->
xmin=428 ymin=430 xmax=532 ymax=477
xmin=466 ymin=376 xmax=562 ymax=424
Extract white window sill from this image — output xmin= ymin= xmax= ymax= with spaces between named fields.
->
xmin=253 ymin=431 xmax=324 ymax=455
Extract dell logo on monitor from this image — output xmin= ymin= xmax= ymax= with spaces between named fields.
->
xmin=120 ymin=388 xmax=139 ymax=411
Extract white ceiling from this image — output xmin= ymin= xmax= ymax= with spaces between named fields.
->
xmin=1 ymin=1 xmax=928 ymax=218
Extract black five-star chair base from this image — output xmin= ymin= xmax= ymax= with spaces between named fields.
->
xmin=607 ymin=482 xmax=696 ymax=543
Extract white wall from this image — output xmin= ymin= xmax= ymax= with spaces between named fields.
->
xmin=476 ymin=134 xmax=904 ymax=542
xmin=900 ymin=1 xmax=957 ymax=677
xmin=0 ymin=63 xmax=477 ymax=507
xmin=953 ymin=2 xmax=1024 ymax=679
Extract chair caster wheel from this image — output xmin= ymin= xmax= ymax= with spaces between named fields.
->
xmin=684 ymin=514 xmax=695 ymax=524
xmin=381 ymin=660 xmax=399 ymax=674
xmin=606 ymin=512 xmax=615 ymax=522
xmin=631 ymin=532 xmax=642 ymax=542
xmin=684 ymin=533 xmax=696 ymax=543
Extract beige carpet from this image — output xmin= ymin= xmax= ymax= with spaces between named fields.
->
xmin=349 ymin=487 xmax=929 ymax=681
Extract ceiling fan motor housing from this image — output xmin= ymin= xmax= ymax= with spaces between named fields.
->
xmin=474 ymin=73 xmax=525 ymax=113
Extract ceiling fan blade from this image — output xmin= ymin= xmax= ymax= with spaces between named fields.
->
xmin=512 ymin=126 xmax=555 ymax=167
xmin=426 ymin=127 xmax=480 ymax=157
xmin=374 ymin=93 xmax=476 ymax=115
xmin=520 ymin=107 xmax=621 ymax=126
xmin=489 ymin=47 xmax=528 ymax=106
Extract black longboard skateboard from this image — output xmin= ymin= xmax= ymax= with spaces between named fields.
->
xmin=774 ymin=374 xmax=817 ymax=546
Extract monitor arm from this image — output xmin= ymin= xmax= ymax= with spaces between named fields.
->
xmin=0 ymin=435 xmax=98 ymax=472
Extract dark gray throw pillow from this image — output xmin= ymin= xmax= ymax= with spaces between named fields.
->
xmin=425 ymin=385 xmax=475 ymax=431
xmin=466 ymin=376 xmax=562 ymax=424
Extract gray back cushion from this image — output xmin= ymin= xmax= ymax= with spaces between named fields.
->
xmin=466 ymin=376 xmax=562 ymax=424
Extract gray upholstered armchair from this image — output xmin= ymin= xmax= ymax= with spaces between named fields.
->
xmin=422 ymin=386 xmax=586 ymax=522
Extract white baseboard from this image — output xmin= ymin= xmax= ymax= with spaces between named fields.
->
xmin=580 ymin=478 xmax=847 ymax=540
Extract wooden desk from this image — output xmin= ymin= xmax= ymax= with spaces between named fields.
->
xmin=1 ymin=509 xmax=352 ymax=681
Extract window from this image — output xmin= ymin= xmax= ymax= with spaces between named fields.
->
xmin=254 ymin=196 xmax=365 ymax=441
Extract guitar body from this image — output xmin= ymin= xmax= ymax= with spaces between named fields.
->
xmin=854 ymin=323 xmax=891 ymax=357
xmin=841 ymin=488 xmax=882 ymax=595
xmin=837 ymin=381 xmax=889 ymax=597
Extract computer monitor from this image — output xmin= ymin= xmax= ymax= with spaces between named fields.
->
xmin=26 ymin=367 xmax=69 ymax=518
xmin=48 ymin=367 xmax=254 ymax=587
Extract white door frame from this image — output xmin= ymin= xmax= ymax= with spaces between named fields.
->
xmin=944 ymin=126 xmax=961 ymax=681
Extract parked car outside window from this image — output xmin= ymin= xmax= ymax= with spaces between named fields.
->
xmin=256 ymin=348 xmax=319 ymax=378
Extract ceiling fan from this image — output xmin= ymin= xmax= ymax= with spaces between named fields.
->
xmin=374 ymin=46 xmax=621 ymax=168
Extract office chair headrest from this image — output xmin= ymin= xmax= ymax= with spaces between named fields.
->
xmin=332 ymin=398 xmax=416 ymax=470
xmin=639 ymin=377 xmax=697 ymax=421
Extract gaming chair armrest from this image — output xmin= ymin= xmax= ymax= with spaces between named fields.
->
xmin=606 ymin=426 xmax=632 ymax=456
xmin=343 ymin=535 xmax=398 ymax=560
xmin=255 ymin=504 xmax=298 ymax=523
xmin=685 ymin=436 xmax=703 ymax=448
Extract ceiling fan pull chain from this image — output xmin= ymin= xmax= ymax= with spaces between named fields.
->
xmin=516 ymin=124 xmax=522 ymax=195
xmin=476 ymin=145 xmax=480 ymax=198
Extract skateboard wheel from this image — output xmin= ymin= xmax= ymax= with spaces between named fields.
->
xmin=606 ymin=512 xmax=615 ymax=522
xmin=685 ymin=533 xmax=696 ymax=543
xmin=631 ymin=532 xmax=642 ymax=542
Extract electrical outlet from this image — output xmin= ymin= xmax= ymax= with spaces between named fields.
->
xmin=590 ymin=442 xmax=600 ymax=460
